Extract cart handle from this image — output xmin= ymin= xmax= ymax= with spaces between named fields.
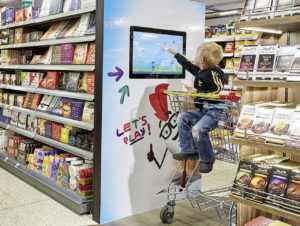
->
xmin=162 ymin=90 xmax=240 ymax=102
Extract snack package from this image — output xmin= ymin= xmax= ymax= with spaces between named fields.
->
xmin=44 ymin=121 xmax=53 ymax=139
xmin=18 ymin=113 xmax=28 ymax=129
xmin=40 ymin=71 xmax=60 ymax=89
xmin=24 ymin=6 xmax=33 ymax=21
xmin=37 ymin=95 xmax=54 ymax=112
xmin=14 ymin=28 xmax=25 ymax=44
xmin=61 ymin=126 xmax=71 ymax=143
xmin=17 ymin=95 xmax=25 ymax=108
xmin=25 ymin=93 xmax=35 ymax=109
xmin=78 ymin=72 xmax=89 ymax=92
xmin=27 ymin=115 xmax=37 ymax=133
xmin=51 ymin=45 xmax=61 ymax=65
xmin=82 ymin=102 xmax=94 ymax=123
xmin=238 ymin=45 xmax=258 ymax=80
xmin=9 ymin=29 xmax=14 ymax=44
xmin=56 ymin=19 xmax=78 ymax=38
xmin=9 ymin=94 xmax=15 ymax=106
xmin=234 ymin=104 xmax=256 ymax=138
xmin=266 ymin=107 xmax=295 ymax=145
xmin=15 ymin=10 xmax=25 ymax=23
xmin=285 ymin=168 xmax=300 ymax=213
xmin=30 ymin=31 xmax=43 ymax=42
xmin=51 ymin=98 xmax=63 ymax=116
xmin=256 ymin=45 xmax=277 ymax=79
xmin=31 ymin=94 xmax=42 ymax=110
xmin=285 ymin=111 xmax=300 ymax=146
xmin=61 ymin=44 xmax=74 ymax=64
xmin=11 ymin=111 xmax=19 ymax=126
xmin=23 ymin=33 xmax=31 ymax=43
xmin=225 ymin=58 xmax=234 ymax=69
xmin=52 ymin=123 xmax=62 ymax=141
xmin=73 ymin=43 xmax=88 ymax=64
xmin=30 ymin=55 xmax=42 ymax=64
xmin=70 ymin=100 xmax=84 ymax=120
xmin=85 ymin=42 xmax=95 ymax=64
xmin=87 ymin=72 xmax=94 ymax=94
xmin=37 ymin=118 xmax=47 ymax=136
xmin=224 ymin=42 xmax=234 ymax=53
xmin=64 ymin=18 xmax=80 ymax=38
xmin=66 ymin=72 xmax=80 ymax=92
xmin=62 ymin=99 xmax=72 ymax=118
xmin=275 ymin=45 xmax=297 ymax=77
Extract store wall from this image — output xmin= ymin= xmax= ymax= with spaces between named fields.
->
xmin=101 ymin=0 xmax=205 ymax=223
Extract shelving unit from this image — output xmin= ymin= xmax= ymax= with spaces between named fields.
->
xmin=229 ymin=194 xmax=300 ymax=222
xmin=0 ymin=3 xmax=96 ymax=216
xmin=231 ymin=14 xmax=300 ymax=226
xmin=204 ymin=36 xmax=235 ymax=42
xmin=0 ymin=151 xmax=92 ymax=214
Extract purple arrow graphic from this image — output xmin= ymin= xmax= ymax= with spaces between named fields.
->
xmin=108 ymin=67 xmax=123 ymax=82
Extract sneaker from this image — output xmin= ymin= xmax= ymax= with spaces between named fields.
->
xmin=172 ymin=152 xmax=199 ymax=160
xmin=199 ymin=159 xmax=215 ymax=173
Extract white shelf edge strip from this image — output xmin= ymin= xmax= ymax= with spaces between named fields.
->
xmin=0 ymin=65 xmax=95 ymax=71
xmin=0 ymin=103 xmax=36 ymax=115
xmin=0 ymin=35 xmax=95 ymax=50
xmin=0 ymin=6 xmax=96 ymax=30
xmin=35 ymin=111 xmax=94 ymax=131
xmin=35 ymin=135 xmax=93 ymax=160
xmin=0 ymin=122 xmax=35 ymax=138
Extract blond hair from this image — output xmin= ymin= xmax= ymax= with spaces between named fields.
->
xmin=196 ymin=42 xmax=223 ymax=68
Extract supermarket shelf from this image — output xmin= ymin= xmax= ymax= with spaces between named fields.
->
xmin=204 ymin=36 xmax=235 ymax=42
xmin=35 ymin=135 xmax=93 ymax=160
xmin=0 ymin=65 xmax=95 ymax=71
xmin=0 ymin=122 xmax=35 ymax=138
xmin=235 ymin=15 xmax=300 ymax=33
xmin=223 ymin=53 xmax=234 ymax=57
xmin=232 ymin=80 xmax=300 ymax=88
xmin=223 ymin=69 xmax=235 ymax=74
xmin=35 ymin=111 xmax=94 ymax=131
xmin=0 ymin=84 xmax=36 ymax=92
xmin=234 ymin=53 xmax=241 ymax=57
xmin=0 ymin=6 xmax=96 ymax=30
xmin=231 ymin=137 xmax=300 ymax=156
xmin=0 ymin=103 xmax=35 ymax=115
xmin=0 ymin=35 xmax=95 ymax=50
xmin=0 ymin=152 xmax=92 ymax=214
xmin=229 ymin=193 xmax=300 ymax=222
xmin=35 ymin=88 xmax=94 ymax=101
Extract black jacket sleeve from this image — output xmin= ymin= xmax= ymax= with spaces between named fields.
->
xmin=174 ymin=53 xmax=200 ymax=76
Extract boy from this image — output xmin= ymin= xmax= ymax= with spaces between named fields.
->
xmin=168 ymin=42 xmax=224 ymax=173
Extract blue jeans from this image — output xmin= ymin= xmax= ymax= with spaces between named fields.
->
xmin=177 ymin=109 xmax=223 ymax=162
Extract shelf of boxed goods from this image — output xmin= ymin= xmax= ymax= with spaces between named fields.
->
xmin=0 ymin=6 xmax=96 ymax=31
xmin=0 ymin=102 xmax=93 ymax=131
xmin=0 ymin=151 xmax=92 ymax=214
xmin=0 ymin=64 xmax=95 ymax=71
xmin=229 ymin=193 xmax=300 ymax=222
xmin=34 ymin=135 xmax=93 ymax=160
xmin=232 ymin=80 xmax=300 ymax=88
xmin=235 ymin=15 xmax=300 ymax=33
xmin=0 ymin=35 xmax=96 ymax=50
xmin=231 ymin=137 xmax=300 ymax=156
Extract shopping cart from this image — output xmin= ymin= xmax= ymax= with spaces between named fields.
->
xmin=159 ymin=90 xmax=240 ymax=225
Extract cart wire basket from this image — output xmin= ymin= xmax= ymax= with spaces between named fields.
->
xmin=159 ymin=90 xmax=240 ymax=225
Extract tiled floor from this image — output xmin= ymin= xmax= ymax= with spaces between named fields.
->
xmin=0 ymin=160 xmax=238 ymax=226
xmin=0 ymin=167 xmax=97 ymax=226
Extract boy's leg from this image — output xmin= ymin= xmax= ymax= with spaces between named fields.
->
xmin=192 ymin=109 xmax=223 ymax=173
xmin=173 ymin=110 xmax=204 ymax=160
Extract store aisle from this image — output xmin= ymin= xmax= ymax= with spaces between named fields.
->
xmin=0 ymin=168 xmax=97 ymax=226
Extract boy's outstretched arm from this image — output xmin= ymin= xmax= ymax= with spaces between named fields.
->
xmin=168 ymin=48 xmax=200 ymax=76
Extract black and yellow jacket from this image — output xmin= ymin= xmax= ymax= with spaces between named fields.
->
xmin=174 ymin=53 xmax=225 ymax=109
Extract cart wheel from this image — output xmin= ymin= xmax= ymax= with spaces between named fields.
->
xmin=160 ymin=205 xmax=174 ymax=224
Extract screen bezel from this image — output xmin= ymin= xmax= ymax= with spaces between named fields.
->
xmin=129 ymin=26 xmax=186 ymax=79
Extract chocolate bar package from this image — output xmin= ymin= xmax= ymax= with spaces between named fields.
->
xmin=18 ymin=112 xmax=28 ymax=129
xmin=27 ymin=115 xmax=37 ymax=133
xmin=11 ymin=74 xmax=16 ymax=86
xmin=70 ymin=99 xmax=84 ymax=120
xmin=15 ymin=10 xmax=25 ymax=23
xmin=82 ymin=101 xmax=94 ymax=123
xmin=5 ymin=9 xmax=18 ymax=24
xmin=78 ymin=72 xmax=88 ymax=92
xmin=32 ymin=8 xmax=40 ymax=19
xmin=40 ymin=71 xmax=60 ymax=89
xmin=87 ymin=72 xmax=94 ymax=94
xmin=9 ymin=29 xmax=14 ymax=44
xmin=73 ymin=43 xmax=88 ymax=64
xmin=257 ymin=45 xmax=277 ymax=78
xmin=11 ymin=111 xmax=19 ymax=126
xmin=48 ymin=96 xmax=60 ymax=112
xmin=9 ymin=94 xmax=16 ymax=106
xmin=66 ymin=72 xmax=80 ymax=92
xmin=23 ymin=33 xmax=31 ymax=43
xmin=62 ymin=99 xmax=72 ymax=118
xmin=51 ymin=45 xmax=61 ymax=64
xmin=17 ymin=95 xmax=25 ymax=108
xmin=44 ymin=121 xmax=53 ymax=139
xmin=15 ymin=28 xmax=25 ymax=44
xmin=246 ymin=162 xmax=273 ymax=203
xmin=37 ymin=95 xmax=54 ymax=111
xmin=285 ymin=168 xmax=300 ymax=213
xmin=85 ymin=43 xmax=95 ymax=65
xmin=56 ymin=19 xmax=77 ymax=38
xmin=30 ymin=31 xmax=43 ymax=42
xmin=25 ymin=6 xmax=32 ymax=21
xmin=52 ymin=123 xmax=62 ymax=141
xmin=31 ymin=94 xmax=42 ymax=110
xmin=37 ymin=118 xmax=47 ymax=136
xmin=61 ymin=44 xmax=74 ymax=64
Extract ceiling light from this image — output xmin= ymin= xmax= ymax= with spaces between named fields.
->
xmin=240 ymin=27 xmax=283 ymax=34
xmin=219 ymin=10 xmax=240 ymax=16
